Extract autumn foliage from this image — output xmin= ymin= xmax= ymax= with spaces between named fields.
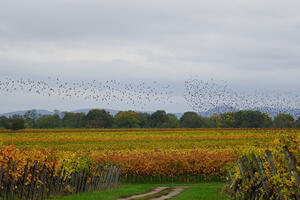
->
xmin=0 ymin=128 xmax=298 ymax=183
xmin=226 ymin=135 xmax=300 ymax=199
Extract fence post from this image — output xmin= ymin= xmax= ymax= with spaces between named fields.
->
xmin=59 ymin=170 xmax=66 ymax=192
xmin=89 ymin=165 xmax=98 ymax=192
xmin=79 ymin=168 xmax=86 ymax=193
xmin=48 ymin=163 xmax=55 ymax=197
xmin=32 ymin=163 xmax=40 ymax=200
xmin=265 ymin=150 xmax=277 ymax=176
xmin=251 ymin=154 xmax=269 ymax=196
xmin=0 ymin=161 xmax=120 ymax=200
xmin=237 ymin=158 xmax=245 ymax=177
xmin=20 ymin=160 xmax=29 ymax=200
xmin=3 ymin=159 xmax=11 ymax=200
xmin=265 ymin=150 xmax=284 ymax=200
xmin=243 ymin=156 xmax=254 ymax=180
xmin=55 ymin=166 xmax=63 ymax=195
xmin=97 ymin=170 xmax=104 ymax=190
xmin=283 ymin=146 xmax=300 ymax=199
xmin=115 ymin=168 xmax=121 ymax=185
xmin=9 ymin=161 xmax=16 ymax=200
xmin=0 ymin=165 xmax=4 ymax=198
xmin=38 ymin=166 xmax=47 ymax=200
xmin=76 ymin=169 xmax=83 ymax=193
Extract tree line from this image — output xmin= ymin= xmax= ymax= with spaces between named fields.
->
xmin=0 ymin=109 xmax=300 ymax=130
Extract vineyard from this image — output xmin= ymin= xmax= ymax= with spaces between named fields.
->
xmin=0 ymin=128 xmax=299 ymax=184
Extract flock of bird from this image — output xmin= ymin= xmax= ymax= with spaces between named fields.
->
xmin=184 ymin=77 xmax=300 ymax=117
xmin=0 ymin=77 xmax=174 ymax=109
xmin=1 ymin=76 xmax=299 ymax=117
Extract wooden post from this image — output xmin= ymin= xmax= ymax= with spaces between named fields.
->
xmin=265 ymin=150 xmax=277 ymax=176
xmin=32 ymin=163 xmax=40 ymax=200
xmin=265 ymin=150 xmax=284 ymax=200
xmin=228 ymin=170 xmax=234 ymax=182
xmin=55 ymin=166 xmax=62 ymax=194
xmin=0 ymin=165 xmax=4 ymax=198
xmin=100 ymin=169 xmax=107 ymax=189
xmin=9 ymin=161 xmax=16 ymax=200
xmin=237 ymin=158 xmax=245 ymax=177
xmin=59 ymin=170 xmax=66 ymax=192
xmin=76 ymin=169 xmax=83 ymax=193
xmin=20 ymin=160 xmax=29 ymax=200
xmin=243 ymin=156 xmax=254 ymax=179
xmin=98 ymin=170 xmax=104 ymax=189
xmin=107 ymin=166 xmax=115 ymax=188
xmin=74 ymin=172 xmax=79 ymax=192
xmin=251 ymin=154 xmax=269 ymax=195
xmin=38 ymin=167 xmax=47 ymax=200
xmin=90 ymin=165 xmax=98 ymax=191
xmin=283 ymin=147 xmax=300 ymax=200
xmin=48 ymin=163 xmax=55 ymax=197
xmin=4 ymin=160 xmax=11 ymax=200
xmin=115 ymin=168 xmax=121 ymax=185
xmin=79 ymin=168 xmax=86 ymax=192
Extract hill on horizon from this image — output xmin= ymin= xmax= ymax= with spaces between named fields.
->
xmin=1 ymin=106 xmax=299 ymax=119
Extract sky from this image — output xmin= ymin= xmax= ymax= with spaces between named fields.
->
xmin=0 ymin=0 xmax=300 ymax=113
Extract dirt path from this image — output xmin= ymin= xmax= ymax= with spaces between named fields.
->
xmin=118 ymin=187 xmax=169 ymax=200
xmin=151 ymin=187 xmax=186 ymax=200
xmin=118 ymin=186 xmax=187 ymax=200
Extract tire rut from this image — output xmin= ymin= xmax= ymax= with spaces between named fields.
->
xmin=118 ymin=186 xmax=187 ymax=200
xmin=150 ymin=187 xmax=186 ymax=200
xmin=118 ymin=187 xmax=168 ymax=200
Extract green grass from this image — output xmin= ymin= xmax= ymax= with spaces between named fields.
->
xmin=172 ymin=183 xmax=228 ymax=200
xmin=53 ymin=182 xmax=227 ymax=200
xmin=53 ymin=184 xmax=155 ymax=200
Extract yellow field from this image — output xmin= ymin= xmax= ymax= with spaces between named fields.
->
xmin=0 ymin=128 xmax=299 ymax=179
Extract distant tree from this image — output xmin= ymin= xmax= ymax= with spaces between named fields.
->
xmin=0 ymin=116 xmax=11 ymax=129
xmin=205 ymin=114 xmax=221 ymax=128
xmin=24 ymin=109 xmax=40 ymax=128
xmin=84 ymin=109 xmax=113 ymax=128
xmin=262 ymin=113 xmax=273 ymax=128
xmin=10 ymin=115 xmax=25 ymax=130
xmin=220 ymin=112 xmax=235 ymax=128
xmin=162 ymin=114 xmax=179 ymax=128
xmin=136 ymin=113 xmax=151 ymax=128
xmin=54 ymin=109 xmax=62 ymax=117
xmin=149 ymin=110 xmax=169 ymax=128
xmin=62 ymin=112 xmax=86 ymax=128
xmin=36 ymin=114 xmax=61 ymax=128
xmin=233 ymin=110 xmax=272 ymax=128
xmin=180 ymin=112 xmax=204 ymax=128
xmin=295 ymin=116 xmax=300 ymax=128
xmin=114 ymin=111 xmax=140 ymax=128
xmin=273 ymin=113 xmax=295 ymax=128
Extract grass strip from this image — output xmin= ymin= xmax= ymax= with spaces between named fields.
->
xmin=53 ymin=182 xmax=226 ymax=200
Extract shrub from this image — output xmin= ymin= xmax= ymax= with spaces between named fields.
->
xmin=225 ymin=136 xmax=300 ymax=199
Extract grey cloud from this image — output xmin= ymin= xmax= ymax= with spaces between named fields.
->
xmin=0 ymin=0 xmax=300 ymax=112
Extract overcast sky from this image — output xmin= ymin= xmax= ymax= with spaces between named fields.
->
xmin=1 ymin=0 xmax=300 ymax=113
